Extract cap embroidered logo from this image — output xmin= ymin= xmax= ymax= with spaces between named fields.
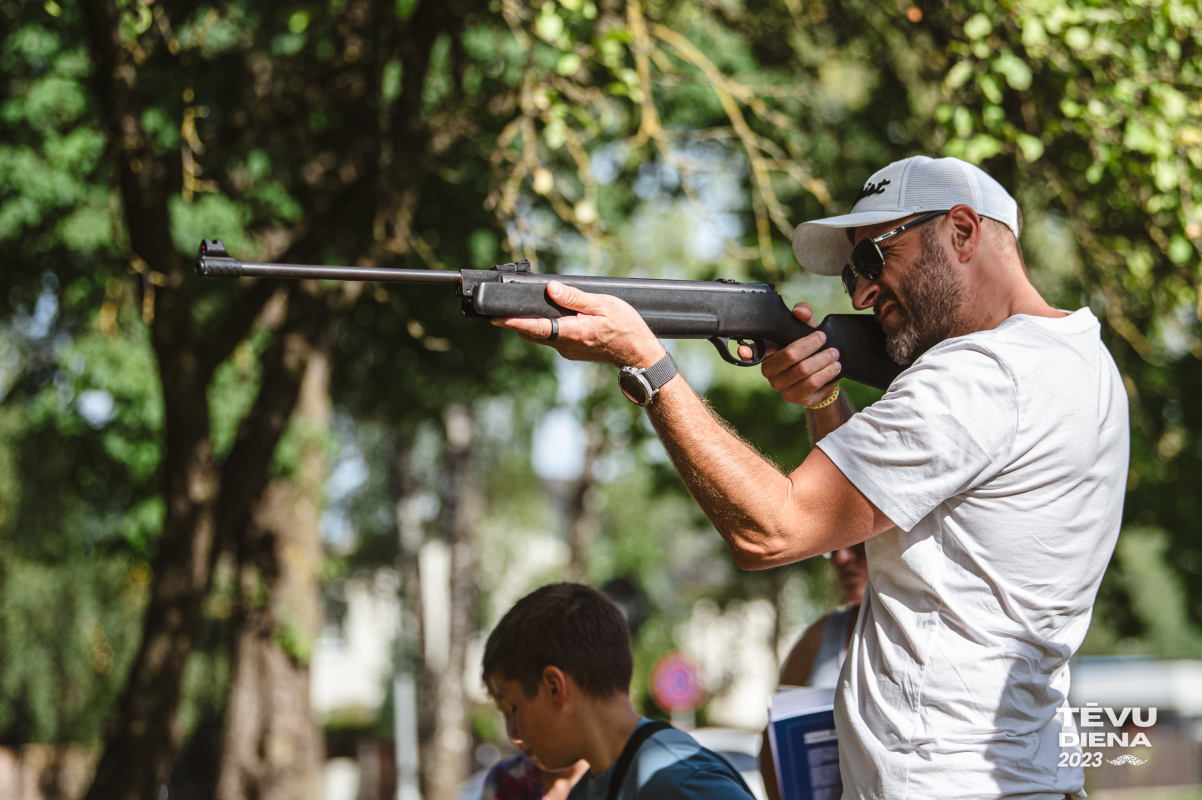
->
xmin=855 ymin=179 xmax=891 ymax=203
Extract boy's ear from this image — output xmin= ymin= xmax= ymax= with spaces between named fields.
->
xmin=542 ymin=666 xmax=570 ymax=710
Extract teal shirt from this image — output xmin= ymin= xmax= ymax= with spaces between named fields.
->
xmin=567 ymin=719 xmax=754 ymax=800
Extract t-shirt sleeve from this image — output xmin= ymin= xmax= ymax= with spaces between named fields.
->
xmin=817 ymin=342 xmax=1018 ymax=532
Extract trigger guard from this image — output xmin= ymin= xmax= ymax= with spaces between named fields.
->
xmin=709 ymin=336 xmax=767 ymax=367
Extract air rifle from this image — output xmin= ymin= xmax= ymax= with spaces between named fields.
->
xmin=195 ymin=239 xmax=903 ymax=391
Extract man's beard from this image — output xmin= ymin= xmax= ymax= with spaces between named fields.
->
xmin=883 ymin=225 xmax=966 ymax=365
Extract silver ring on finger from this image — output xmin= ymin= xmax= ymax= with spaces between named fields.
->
xmin=547 ymin=318 xmax=559 ymax=341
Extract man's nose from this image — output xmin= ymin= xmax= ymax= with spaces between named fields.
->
xmin=852 ymin=277 xmax=879 ymax=311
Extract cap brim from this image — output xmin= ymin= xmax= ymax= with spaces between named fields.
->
xmin=791 ymin=210 xmax=916 ymax=276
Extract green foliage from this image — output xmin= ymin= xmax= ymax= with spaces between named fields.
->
xmin=3 ymin=321 xmax=164 ymax=561
xmin=270 ymin=615 xmax=313 ymax=665
xmin=1083 ymin=527 xmax=1202 ymax=658
xmin=0 ymin=555 xmax=147 ymax=744
xmin=169 ymin=195 xmax=256 ymax=261
xmin=207 ymin=336 xmax=265 ymax=459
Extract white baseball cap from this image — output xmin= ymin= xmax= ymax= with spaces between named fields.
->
xmin=791 ymin=155 xmax=1020 ymax=276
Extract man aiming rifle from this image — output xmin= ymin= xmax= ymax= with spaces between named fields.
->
xmin=494 ymin=156 xmax=1129 ymax=800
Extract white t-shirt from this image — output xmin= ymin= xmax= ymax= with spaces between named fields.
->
xmin=817 ymin=309 xmax=1128 ymax=800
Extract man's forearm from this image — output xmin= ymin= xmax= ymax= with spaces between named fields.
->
xmin=645 ymin=376 xmax=804 ymax=569
xmin=805 ymin=392 xmax=855 ymax=444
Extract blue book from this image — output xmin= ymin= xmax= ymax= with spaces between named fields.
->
xmin=767 ymin=687 xmax=842 ymax=800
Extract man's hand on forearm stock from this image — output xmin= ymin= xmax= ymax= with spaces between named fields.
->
xmin=491 ymin=280 xmax=665 ymax=369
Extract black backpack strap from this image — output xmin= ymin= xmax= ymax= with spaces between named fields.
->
xmin=607 ymin=720 xmax=673 ymax=800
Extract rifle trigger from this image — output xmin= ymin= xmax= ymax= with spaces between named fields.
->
xmin=709 ymin=336 xmax=767 ymax=367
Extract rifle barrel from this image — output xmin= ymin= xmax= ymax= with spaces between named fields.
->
xmin=218 ymin=261 xmax=461 ymax=285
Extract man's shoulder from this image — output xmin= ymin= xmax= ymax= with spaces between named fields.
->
xmin=885 ymin=334 xmax=1018 ymax=411
xmin=914 ymin=330 xmax=1012 ymax=372
xmin=915 ymin=309 xmax=1118 ymax=406
xmin=940 ymin=308 xmax=1102 ymax=366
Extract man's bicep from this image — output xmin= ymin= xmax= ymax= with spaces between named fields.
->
xmin=785 ymin=448 xmax=895 ymax=560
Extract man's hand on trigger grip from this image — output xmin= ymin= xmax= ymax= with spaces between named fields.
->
xmin=760 ymin=337 xmax=841 ymax=407
xmin=747 ymin=302 xmax=842 ymax=406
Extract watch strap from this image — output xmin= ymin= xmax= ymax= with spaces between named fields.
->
xmin=642 ymin=352 xmax=678 ymax=392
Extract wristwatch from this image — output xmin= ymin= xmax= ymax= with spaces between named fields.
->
xmin=619 ymin=352 xmax=678 ymax=406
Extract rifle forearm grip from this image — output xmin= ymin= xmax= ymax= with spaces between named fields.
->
xmin=195 ymin=239 xmax=243 ymax=277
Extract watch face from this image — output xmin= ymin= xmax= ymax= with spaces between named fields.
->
xmin=619 ymin=372 xmax=651 ymax=405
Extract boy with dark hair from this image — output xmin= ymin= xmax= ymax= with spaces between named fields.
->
xmin=483 ymin=583 xmax=754 ymax=800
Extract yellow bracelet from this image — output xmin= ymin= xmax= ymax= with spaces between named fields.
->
xmin=806 ymin=381 xmax=841 ymax=410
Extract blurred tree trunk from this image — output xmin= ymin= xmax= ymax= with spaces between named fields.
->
xmin=421 ymin=404 xmax=480 ymax=800
xmin=394 ymin=438 xmax=426 ymax=800
xmin=566 ymin=412 xmax=606 ymax=582
xmin=78 ymin=0 xmax=453 ymax=790
xmin=81 ymin=1 xmax=338 ymax=795
xmin=770 ymin=569 xmax=791 ymax=665
xmin=80 ymin=0 xmax=221 ymax=793
xmin=82 ymin=276 xmax=337 ymax=800
xmin=215 ymin=349 xmax=332 ymax=800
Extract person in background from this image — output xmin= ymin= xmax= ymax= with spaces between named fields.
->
xmin=483 ymin=582 xmax=755 ymax=800
xmin=481 ymin=752 xmax=588 ymax=800
xmin=758 ymin=543 xmax=868 ymax=800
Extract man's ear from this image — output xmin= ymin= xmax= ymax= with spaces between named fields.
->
xmin=542 ymin=666 xmax=570 ymax=710
xmin=946 ymin=204 xmax=981 ymax=262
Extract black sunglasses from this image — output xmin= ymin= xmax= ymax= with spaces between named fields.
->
xmin=841 ymin=210 xmax=949 ymax=296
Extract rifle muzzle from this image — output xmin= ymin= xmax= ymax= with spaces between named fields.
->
xmin=196 ymin=239 xmax=243 ymax=277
